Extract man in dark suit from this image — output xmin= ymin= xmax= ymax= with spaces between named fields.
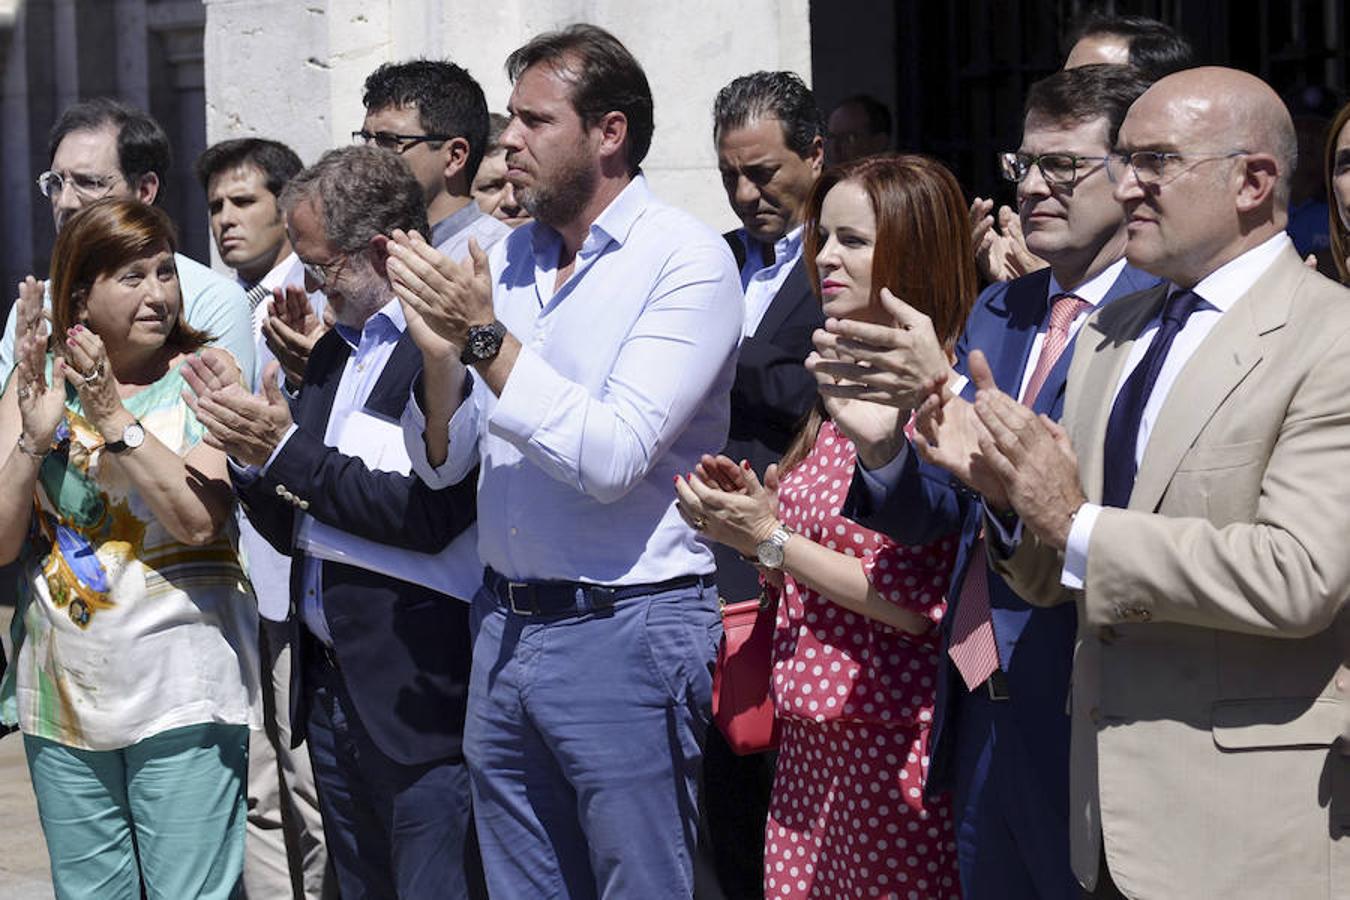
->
xmin=183 ymin=145 xmax=483 ymax=900
xmin=809 ymin=65 xmax=1158 ymax=899
xmin=700 ymin=70 xmax=825 ymax=900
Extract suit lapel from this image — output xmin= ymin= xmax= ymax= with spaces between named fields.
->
xmin=363 ymin=333 xmax=423 ymax=420
xmin=1128 ymin=251 xmax=1299 ymax=511
xmin=301 ymin=331 xmax=350 ymax=432
xmin=1031 ymin=264 xmax=1162 ymax=417
xmin=753 ymin=258 xmax=812 ymax=339
xmin=984 ymin=270 xmax=1051 ymax=397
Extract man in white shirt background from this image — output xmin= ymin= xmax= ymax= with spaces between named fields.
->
xmin=196 ymin=136 xmax=335 ymax=900
xmin=385 ymin=23 xmax=742 ymax=899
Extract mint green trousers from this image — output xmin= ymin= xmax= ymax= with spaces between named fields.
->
xmin=24 ymin=722 xmax=248 ymax=900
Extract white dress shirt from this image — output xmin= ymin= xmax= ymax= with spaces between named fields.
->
xmin=736 ymin=226 xmax=804 ymax=338
xmin=1062 ymin=233 xmax=1292 ymax=587
xmin=403 ymin=175 xmax=743 ymax=585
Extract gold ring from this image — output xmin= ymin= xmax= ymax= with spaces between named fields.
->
xmin=692 ymin=516 xmax=707 ymax=531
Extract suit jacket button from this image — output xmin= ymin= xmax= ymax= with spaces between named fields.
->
xmin=275 ymin=484 xmax=287 ymax=496
xmin=298 ymin=500 xmax=310 ymax=511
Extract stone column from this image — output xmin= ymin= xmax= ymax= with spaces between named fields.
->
xmin=203 ymin=0 xmax=810 ymax=232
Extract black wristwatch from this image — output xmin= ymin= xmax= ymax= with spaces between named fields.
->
xmin=105 ymin=420 xmax=146 ymax=455
xmin=460 ymin=320 xmax=507 ymax=366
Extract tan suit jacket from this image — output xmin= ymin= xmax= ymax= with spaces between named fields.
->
xmin=993 ymin=247 xmax=1350 ymax=899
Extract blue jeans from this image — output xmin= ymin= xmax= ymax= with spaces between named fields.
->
xmin=304 ymin=651 xmax=477 ymax=900
xmin=25 ymin=722 xmax=248 ymax=900
xmin=465 ymin=581 xmax=721 ymax=899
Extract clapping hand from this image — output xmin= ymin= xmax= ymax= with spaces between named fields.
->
xmin=674 ymin=456 xmax=781 ymax=558
xmin=182 ymin=355 xmax=293 ymax=467
xmin=909 ymin=363 xmax=1010 ymax=510
xmin=385 ymin=230 xmax=494 ymax=359
xmin=12 ymin=277 xmax=66 ymax=453
xmin=971 ymin=199 xmax=1047 ymax=283
xmin=262 ymin=285 xmax=326 ymax=388
xmin=963 ymin=350 xmax=1084 ymax=549
xmin=62 ymin=324 xmax=130 ymax=438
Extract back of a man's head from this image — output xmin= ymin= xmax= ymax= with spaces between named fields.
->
xmin=195 ymin=138 xmax=303 ymax=197
xmin=505 ymin=23 xmax=654 ymax=175
xmin=713 ymin=71 xmax=822 ymax=157
xmin=1025 ymin=63 xmax=1154 ymax=143
xmin=1067 ymin=14 xmax=1194 ymax=81
xmin=362 ymin=59 xmax=491 ymax=182
xmin=280 ymin=145 xmax=428 ymax=254
xmin=49 ymin=97 xmax=172 ymax=191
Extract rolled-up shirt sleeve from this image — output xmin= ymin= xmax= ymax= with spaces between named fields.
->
xmin=402 ymin=373 xmax=482 ymax=489
xmin=486 ymin=244 xmax=741 ymax=504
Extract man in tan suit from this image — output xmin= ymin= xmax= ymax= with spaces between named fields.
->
xmin=914 ymin=67 xmax=1350 ymax=898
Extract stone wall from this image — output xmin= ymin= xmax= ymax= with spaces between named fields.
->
xmin=203 ymin=0 xmax=812 ymax=235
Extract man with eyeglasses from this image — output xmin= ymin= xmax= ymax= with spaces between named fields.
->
xmin=809 ymin=64 xmax=1158 ymax=899
xmin=183 ymin=145 xmax=486 ymax=898
xmin=0 ymin=97 xmax=254 ymax=389
xmin=357 ymin=60 xmax=509 ymax=261
xmin=919 ymin=66 xmax=1350 ymax=899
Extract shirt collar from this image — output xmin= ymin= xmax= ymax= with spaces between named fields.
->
xmin=1047 ymin=257 xmax=1127 ymax=309
xmin=528 ymin=174 xmax=651 ymax=265
xmin=429 ymin=202 xmax=488 ymax=248
xmin=1183 ymin=232 xmax=1291 ymax=313
xmin=333 ymin=294 xmax=405 ymax=350
xmin=739 ymin=225 xmax=804 ymax=270
xmin=237 ymin=251 xmax=300 ymax=292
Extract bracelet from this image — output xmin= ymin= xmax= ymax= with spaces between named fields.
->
xmin=16 ymin=433 xmax=47 ymax=459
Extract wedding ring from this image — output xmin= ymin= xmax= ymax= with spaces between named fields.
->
xmin=692 ymin=516 xmax=708 ymax=531
xmin=81 ymin=362 xmax=105 ymax=385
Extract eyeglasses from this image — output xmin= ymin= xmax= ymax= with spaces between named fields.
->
xmin=351 ymin=130 xmax=453 ymax=154
xmin=999 ymin=152 xmax=1109 ymax=186
xmin=36 ymin=169 xmax=124 ymax=201
xmin=1105 ymin=150 xmax=1249 ymax=185
xmin=301 ymin=254 xmax=349 ymax=289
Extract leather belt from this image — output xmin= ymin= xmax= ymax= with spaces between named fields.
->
xmin=483 ymin=567 xmax=709 ymax=619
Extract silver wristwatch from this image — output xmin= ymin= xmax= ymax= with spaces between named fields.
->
xmin=755 ymin=525 xmax=793 ymax=570
xmin=105 ymin=420 xmax=145 ymax=454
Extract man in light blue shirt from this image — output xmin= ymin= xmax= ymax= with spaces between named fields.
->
xmin=0 ymin=98 xmax=253 ymax=388
xmin=389 ymin=24 xmax=742 ymax=900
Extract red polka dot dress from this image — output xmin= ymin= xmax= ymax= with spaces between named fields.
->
xmin=763 ymin=420 xmax=960 ymax=900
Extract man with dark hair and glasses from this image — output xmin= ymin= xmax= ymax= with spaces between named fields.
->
xmin=0 ymin=97 xmax=254 ymax=389
xmin=357 ymin=60 xmax=509 ymax=260
xmin=810 ymin=63 xmax=1160 ymax=899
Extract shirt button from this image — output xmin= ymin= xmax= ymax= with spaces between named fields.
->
xmin=510 ymin=527 xmax=519 ymax=536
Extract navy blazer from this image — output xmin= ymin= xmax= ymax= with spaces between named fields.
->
xmin=234 ymin=328 xmax=479 ymax=767
xmin=844 ymin=263 xmax=1161 ymax=794
xmin=716 ymin=233 xmax=825 ymax=601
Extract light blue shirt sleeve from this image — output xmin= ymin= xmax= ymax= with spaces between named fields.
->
xmin=402 ymin=373 xmax=481 ymax=489
xmin=175 ymin=254 xmax=256 ymax=390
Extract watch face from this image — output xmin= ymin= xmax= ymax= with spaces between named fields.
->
xmin=756 ymin=540 xmax=785 ymax=569
xmin=469 ymin=331 xmax=497 ymax=359
xmin=123 ymin=423 xmax=145 ymax=449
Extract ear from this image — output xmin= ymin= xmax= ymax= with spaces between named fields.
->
xmin=134 ymin=171 xmax=160 ymax=205
xmin=594 ymin=111 xmax=630 ymax=166
xmin=1235 ymin=152 xmax=1279 ymax=213
xmin=805 ymin=134 xmax=825 ymax=175
xmin=367 ymin=234 xmax=390 ymax=278
xmin=442 ymin=136 xmax=471 ymax=185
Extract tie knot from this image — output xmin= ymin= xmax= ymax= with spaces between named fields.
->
xmin=1161 ymin=288 xmax=1205 ymax=328
xmin=1047 ymin=292 xmax=1089 ymax=332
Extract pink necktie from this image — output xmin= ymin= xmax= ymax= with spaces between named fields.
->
xmin=947 ymin=291 xmax=1089 ymax=691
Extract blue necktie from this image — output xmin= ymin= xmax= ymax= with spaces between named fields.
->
xmin=1101 ymin=289 xmax=1206 ymax=508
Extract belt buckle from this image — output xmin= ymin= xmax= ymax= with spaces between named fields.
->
xmin=985 ymin=669 xmax=1010 ymax=701
xmin=507 ymin=582 xmax=534 ymax=616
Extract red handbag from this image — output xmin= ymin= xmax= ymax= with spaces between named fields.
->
xmin=712 ymin=592 xmax=779 ymax=755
